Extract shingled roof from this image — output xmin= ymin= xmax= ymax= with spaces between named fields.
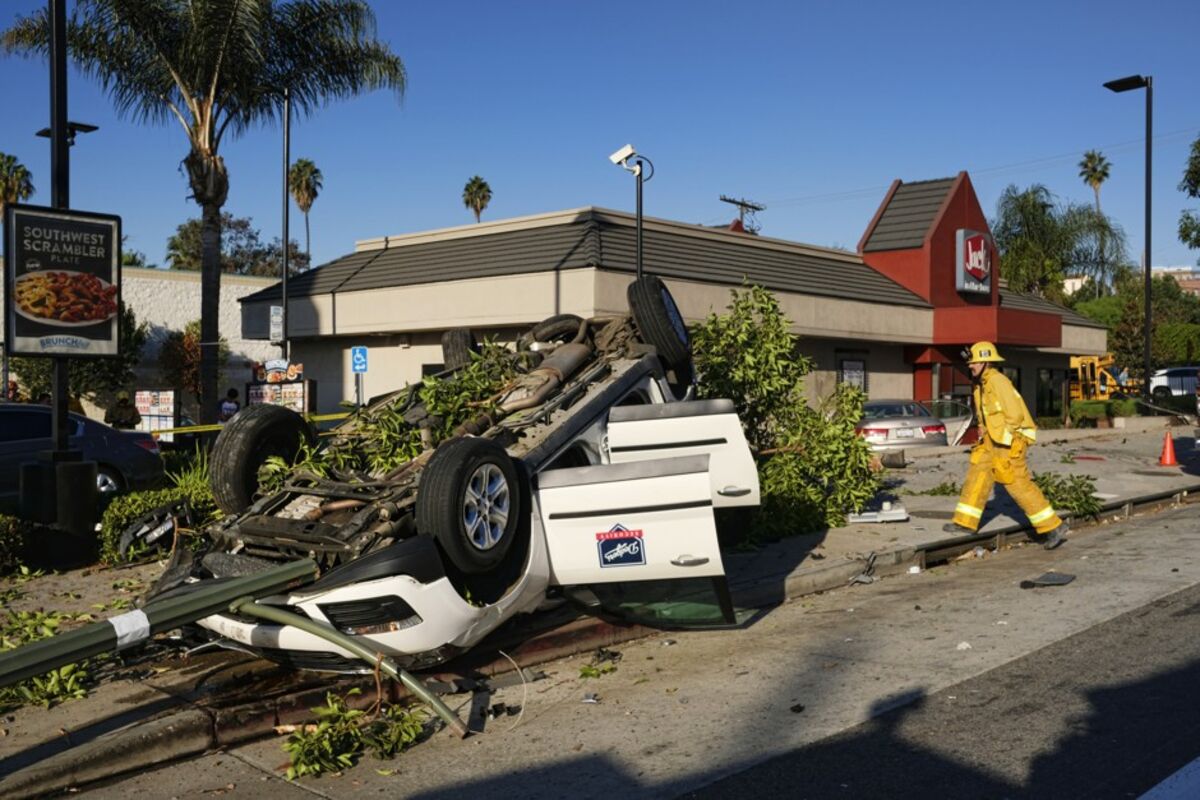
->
xmin=241 ymin=208 xmax=932 ymax=309
xmin=861 ymin=177 xmax=957 ymax=252
xmin=999 ymin=288 xmax=1108 ymax=329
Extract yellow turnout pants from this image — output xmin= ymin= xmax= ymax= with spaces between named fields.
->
xmin=951 ymin=436 xmax=1062 ymax=534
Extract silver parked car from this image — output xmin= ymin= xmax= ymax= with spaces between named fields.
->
xmin=856 ymin=399 xmax=948 ymax=451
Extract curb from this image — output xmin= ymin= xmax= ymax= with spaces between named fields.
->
xmin=2 ymin=477 xmax=1198 ymax=797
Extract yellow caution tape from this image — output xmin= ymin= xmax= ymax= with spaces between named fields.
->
xmin=149 ymin=411 xmax=351 ymax=439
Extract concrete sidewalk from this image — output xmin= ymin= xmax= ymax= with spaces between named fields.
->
xmin=1 ymin=422 xmax=1197 ymax=796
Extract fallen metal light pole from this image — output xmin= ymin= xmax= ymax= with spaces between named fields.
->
xmin=231 ymin=598 xmax=469 ymax=738
xmin=0 ymin=558 xmax=318 ymax=689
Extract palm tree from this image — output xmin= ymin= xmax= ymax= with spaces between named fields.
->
xmin=1078 ymin=150 xmax=1112 ymax=296
xmin=0 ymin=151 xmax=34 ymax=214
xmin=3 ymin=1 xmax=404 ymax=422
xmin=288 ymin=158 xmax=322 ymax=260
xmin=1078 ymin=150 xmax=1111 ymax=213
xmin=462 ymin=176 xmax=492 ymax=223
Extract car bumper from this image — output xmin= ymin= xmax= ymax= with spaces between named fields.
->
xmin=866 ymin=434 xmax=948 ymax=452
xmin=198 ymin=574 xmax=502 ymax=670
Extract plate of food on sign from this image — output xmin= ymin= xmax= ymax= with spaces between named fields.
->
xmin=13 ymin=270 xmax=118 ymax=327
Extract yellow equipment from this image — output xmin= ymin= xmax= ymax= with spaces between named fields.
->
xmin=1069 ymin=354 xmax=1140 ymax=402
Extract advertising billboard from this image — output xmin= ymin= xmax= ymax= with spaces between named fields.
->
xmin=4 ymin=204 xmax=122 ymax=358
xmin=955 ymin=228 xmax=993 ymax=295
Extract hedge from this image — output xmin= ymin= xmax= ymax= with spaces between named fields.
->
xmin=0 ymin=515 xmax=35 ymax=576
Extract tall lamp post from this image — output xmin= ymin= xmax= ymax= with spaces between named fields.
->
xmin=609 ymin=144 xmax=654 ymax=280
xmin=1104 ymin=73 xmax=1153 ymax=397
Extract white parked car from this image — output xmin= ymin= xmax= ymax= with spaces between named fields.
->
xmin=143 ymin=278 xmax=760 ymax=673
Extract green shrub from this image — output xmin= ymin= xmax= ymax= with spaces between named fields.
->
xmin=1033 ymin=472 xmax=1102 ymax=518
xmin=691 ymin=286 xmax=880 ymax=541
xmin=1036 ymin=416 xmax=1066 ymax=430
xmin=1109 ymin=398 xmax=1139 ymax=417
xmin=0 ymin=609 xmax=93 ymax=711
xmin=282 ymin=689 xmax=425 ymax=780
xmin=0 ymin=515 xmax=35 ymax=576
xmin=98 ymin=483 xmax=218 ymax=564
xmin=1069 ymin=400 xmax=1110 ymax=425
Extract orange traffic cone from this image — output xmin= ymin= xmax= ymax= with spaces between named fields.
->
xmin=1159 ymin=432 xmax=1179 ymax=467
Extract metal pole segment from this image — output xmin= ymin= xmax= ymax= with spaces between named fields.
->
xmin=49 ymin=0 xmax=70 ymax=452
xmin=1143 ymin=77 xmax=1153 ymax=397
xmin=231 ymin=597 xmax=469 ymax=739
xmin=282 ymin=87 xmax=291 ymax=362
xmin=635 ymin=159 xmax=643 ymax=280
xmin=0 ymin=559 xmax=318 ymax=689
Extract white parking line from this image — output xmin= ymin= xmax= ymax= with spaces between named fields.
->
xmin=1141 ymin=756 xmax=1200 ymax=799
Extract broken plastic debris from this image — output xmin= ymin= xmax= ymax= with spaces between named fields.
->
xmin=582 ymin=693 xmax=600 ymax=704
xmin=956 ymin=641 xmax=972 ymax=651
xmin=1020 ymin=572 xmax=1076 ymax=589
xmin=660 ymin=639 xmax=677 ymax=647
xmin=908 ymin=565 xmax=921 ymax=575
xmin=996 ymin=620 xmax=1009 ymax=626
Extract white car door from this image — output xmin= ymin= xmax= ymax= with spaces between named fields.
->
xmin=605 ymin=399 xmax=760 ymax=508
xmin=535 ymin=454 xmax=735 ymax=626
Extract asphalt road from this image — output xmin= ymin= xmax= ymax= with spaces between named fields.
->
xmin=685 ymin=571 xmax=1200 ymax=799
xmin=81 ymin=503 xmax=1200 ymax=799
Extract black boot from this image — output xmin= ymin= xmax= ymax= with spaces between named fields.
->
xmin=1042 ymin=520 xmax=1069 ymax=550
xmin=942 ymin=522 xmax=974 ymax=534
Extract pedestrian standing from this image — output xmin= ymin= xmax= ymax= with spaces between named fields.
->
xmin=944 ymin=341 xmax=1069 ymax=549
xmin=218 ymin=388 xmax=241 ymax=422
xmin=104 ymin=391 xmax=142 ymax=430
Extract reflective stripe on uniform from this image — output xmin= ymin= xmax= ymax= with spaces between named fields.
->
xmin=1019 ymin=427 xmax=1037 ymax=443
xmin=955 ymin=503 xmax=983 ymax=519
xmin=1029 ymin=506 xmax=1056 ymax=525
xmin=998 ymin=428 xmax=1013 ymax=445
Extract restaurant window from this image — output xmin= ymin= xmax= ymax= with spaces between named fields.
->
xmin=1036 ymin=368 xmax=1065 ymax=417
xmin=837 ymin=352 xmax=868 ymax=392
xmin=1002 ymin=365 xmax=1021 ymax=391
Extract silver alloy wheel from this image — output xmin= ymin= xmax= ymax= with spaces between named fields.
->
xmin=96 ymin=470 xmax=121 ymax=495
xmin=462 ymin=463 xmax=510 ymax=551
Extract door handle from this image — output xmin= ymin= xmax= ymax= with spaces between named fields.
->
xmin=717 ymin=485 xmax=751 ymax=497
xmin=671 ymin=555 xmax=710 ymax=567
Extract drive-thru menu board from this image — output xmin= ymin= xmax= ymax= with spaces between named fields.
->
xmin=4 ymin=204 xmax=121 ymax=358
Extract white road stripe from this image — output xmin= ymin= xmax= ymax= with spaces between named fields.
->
xmin=1140 ymin=755 xmax=1200 ymax=799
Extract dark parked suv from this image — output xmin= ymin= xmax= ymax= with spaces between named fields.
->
xmin=0 ymin=404 xmax=165 ymax=505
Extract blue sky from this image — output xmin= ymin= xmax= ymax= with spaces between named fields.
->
xmin=2 ymin=0 xmax=1199 ymax=271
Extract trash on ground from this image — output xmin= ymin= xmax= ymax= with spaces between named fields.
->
xmin=582 ymin=693 xmax=600 ymax=704
xmin=660 ymin=639 xmax=677 ymax=647
xmin=1020 ymin=572 xmax=1076 ymax=589
xmin=848 ymin=503 xmax=910 ymax=524
xmin=790 ymin=703 xmax=806 ymax=713
xmin=907 ymin=565 xmax=922 ymax=574
xmin=956 ymin=641 xmax=972 ymax=651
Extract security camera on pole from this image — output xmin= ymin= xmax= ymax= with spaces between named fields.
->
xmin=609 ymin=144 xmax=654 ymax=280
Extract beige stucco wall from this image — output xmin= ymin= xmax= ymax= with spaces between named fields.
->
xmin=593 ymin=271 xmax=934 ymax=345
xmin=243 ymin=269 xmax=598 ymax=339
xmin=1058 ymin=323 xmax=1108 ymax=356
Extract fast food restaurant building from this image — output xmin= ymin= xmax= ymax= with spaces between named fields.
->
xmin=239 ymin=172 xmax=1106 ymax=415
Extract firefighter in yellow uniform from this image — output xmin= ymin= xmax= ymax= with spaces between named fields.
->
xmin=944 ymin=342 xmax=1069 ymax=550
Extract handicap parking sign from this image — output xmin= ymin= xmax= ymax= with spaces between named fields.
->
xmin=351 ymin=346 xmax=368 ymax=374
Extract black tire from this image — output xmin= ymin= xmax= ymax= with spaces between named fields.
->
xmin=1151 ymin=386 xmax=1172 ymax=402
xmin=517 ymin=314 xmax=585 ymax=349
xmin=416 ymin=437 xmax=523 ymax=575
xmin=627 ymin=275 xmax=692 ymax=380
xmin=441 ymin=328 xmax=478 ymax=371
xmin=210 ymin=404 xmax=314 ymax=515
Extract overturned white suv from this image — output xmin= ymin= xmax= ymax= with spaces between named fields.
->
xmin=147 ymin=277 xmax=760 ymax=673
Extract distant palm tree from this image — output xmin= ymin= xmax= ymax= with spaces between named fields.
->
xmin=288 ymin=158 xmax=323 ymax=260
xmin=1079 ymin=150 xmax=1112 ymax=296
xmin=4 ymin=1 xmax=405 ymax=422
xmin=0 ymin=152 xmax=34 ymax=214
xmin=1078 ymin=150 xmax=1111 ymax=213
xmin=462 ymin=176 xmax=492 ymax=223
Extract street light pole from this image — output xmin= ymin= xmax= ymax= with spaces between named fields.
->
xmin=48 ymin=0 xmax=70 ymax=452
xmin=1104 ymin=74 xmax=1153 ymax=398
xmin=635 ymin=157 xmax=644 ymax=280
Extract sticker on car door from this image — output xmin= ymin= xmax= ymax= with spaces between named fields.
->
xmin=597 ymin=524 xmax=645 ymax=567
